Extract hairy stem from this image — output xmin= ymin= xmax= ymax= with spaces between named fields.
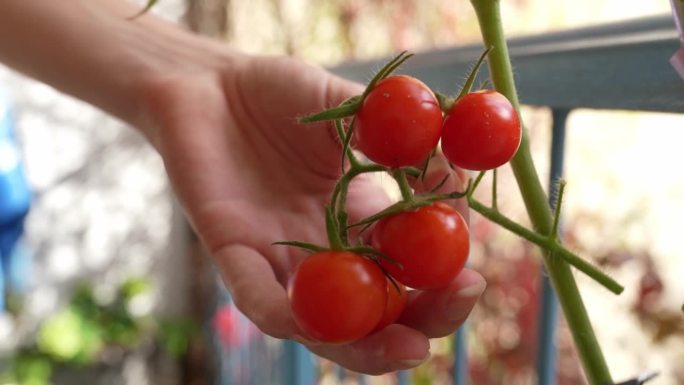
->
xmin=394 ymin=169 xmax=415 ymax=202
xmin=470 ymin=0 xmax=613 ymax=383
xmin=467 ymin=197 xmax=623 ymax=295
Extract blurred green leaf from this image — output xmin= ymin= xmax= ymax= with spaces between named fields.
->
xmin=103 ymin=309 xmax=140 ymax=348
xmin=37 ymin=309 xmax=102 ymax=363
xmin=158 ymin=319 xmax=198 ymax=359
xmin=11 ymin=352 xmax=52 ymax=385
xmin=69 ymin=283 xmax=98 ymax=319
xmin=5 ymin=276 xmax=196 ymax=384
xmin=118 ymin=278 xmax=151 ymax=303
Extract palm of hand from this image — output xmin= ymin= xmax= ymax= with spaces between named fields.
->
xmin=143 ymin=55 xmax=484 ymax=374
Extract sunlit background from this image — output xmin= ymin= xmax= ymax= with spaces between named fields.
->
xmin=0 ymin=0 xmax=682 ymax=384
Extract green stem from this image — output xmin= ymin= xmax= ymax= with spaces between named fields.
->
xmin=551 ymin=180 xmax=567 ymax=241
xmin=492 ymin=168 xmax=498 ymax=211
xmin=331 ymin=163 xmax=388 ymax=246
xmin=469 ymin=171 xmax=487 ymax=195
xmin=470 ymin=1 xmax=613 ymax=384
xmin=468 ymin=198 xmax=623 ymax=295
xmin=325 ymin=206 xmax=344 ymax=250
xmin=335 ymin=119 xmax=361 ymax=170
xmin=394 ymin=169 xmax=415 ymax=202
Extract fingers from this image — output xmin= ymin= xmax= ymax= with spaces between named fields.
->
xmin=411 ymin=153 xmax=470 ymax=220
xmin=398 ymin=269 xmax=486 ymax=338
xmin=345 ymin=174 xmax=392 ymax=224
xmin=320 ymin=73 xmax=364 ymax=151
xmin=213 ymin=244 xmax=300 ymax=340
xmin=308 ymin=324 xmax=430 ymax=375
xmin=324 ymin=72 xmax=365 ymax=108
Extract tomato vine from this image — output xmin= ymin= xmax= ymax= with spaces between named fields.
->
xmin=282 ymin=41 xmax=625 ymax=351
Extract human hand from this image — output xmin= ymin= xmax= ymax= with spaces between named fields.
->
xmin=141 ymin=53 xmax=486 ymax=375
xmin=0 ymin=0 xmax=484 ymax=374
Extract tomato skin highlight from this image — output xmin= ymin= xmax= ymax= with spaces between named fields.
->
xmin=288 ymin=251 xmax=388 ymax=344
xmin=372 ymin=203 xmax=469 ymax=290
xmin=373 ymin=279 xmax=408 ymax=332
xmin=441 ymin=90 xmax=521 ymax=171
xmin=355 ymin=75 xmax=443 ymax=168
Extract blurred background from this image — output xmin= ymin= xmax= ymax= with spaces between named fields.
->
xmin=0 ymin=0 xmax=682 ymax=384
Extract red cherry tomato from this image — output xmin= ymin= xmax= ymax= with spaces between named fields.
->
xmin=288 ymin=251 xmax=387 ymax=344
xmin=440 ymin=90 xmax=521 ymax=171
xmin=372 ymin=203 xmax=469 ymax=290
xmin=373 ymin=279 xmax=408 ymax=332
xmin=355 ymin=75 xmax=443 ymax=167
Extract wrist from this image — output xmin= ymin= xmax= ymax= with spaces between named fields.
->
xmin=118 ymin=11 xmax=242 ymax=142
xmin=0 ymin=0 xmax=241 ymax=142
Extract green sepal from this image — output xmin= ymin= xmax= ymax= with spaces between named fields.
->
xmin=435 ymin=92 xmax=455 ymax=112
xmin=347 ymin=246 xmax=402 ymax=268
xmin=428 ymin=174 xmax=451 ymax=194
xmin=127 ymin=0 xmax=158 ymax=20
xmin=348 ymin=200 xmax=431 ymax=230
xmin=272 ymin=241 xmax=327 ymax=253
xmin=362 ymin=51 xmax=414 ymax=98
xmin=455 ymin=46 xmax=492 ymax=100
xmin=299 ymin=97 xmax=362 ymax=123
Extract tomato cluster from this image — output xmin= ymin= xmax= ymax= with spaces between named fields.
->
xmin=286 ymin=73 xmax=520 ymax=344
xmin=356 ymin=76 xmax=521 ymax=171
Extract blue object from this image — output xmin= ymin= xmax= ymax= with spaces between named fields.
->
xmin=453 ymin=326 xmax=469 ymax=385
xmin=397 ymin=370 xmax=410 ymax=385
xmin=281 ymin=340 xmax=315 ymax=385
xmin=0 ymin=89 xmax=32 ymax=311
xmin=536 ymin=109 xmax=570 ymax=385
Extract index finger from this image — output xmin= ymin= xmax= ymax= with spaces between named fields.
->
xmin=214 ymin=243 xmax=300 ymax=340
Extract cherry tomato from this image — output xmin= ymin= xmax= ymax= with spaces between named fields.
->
xmin=372 ymin=202 xmax=469 ymax=290
xmin=440 ymin=90 xmax=521 ymax=171
xmin=288 ymin=251 xmax=387 ymax=344
xmin=355 ymin=75 xmax=443 ymax=167
xmin=373 ymin=279 xmax=408 ymax=332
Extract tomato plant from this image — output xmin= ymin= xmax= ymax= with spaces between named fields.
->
xmin=288 ymin=251 xmax=388 ymax=344
xmin=373 ymin=279 xmax=408 ymax=332
xmin=355 ymin=75 xmax=443 ymax=168
xmin=294 ymin=43 xmax=626 ymax=385
xmin=372 ymin=202 xmax=470 ymax=290
xmin=441 ymin=90 xmax=521 ymax=171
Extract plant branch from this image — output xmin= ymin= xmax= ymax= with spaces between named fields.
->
xmin=470 ymin=0 xmax=614 ymax=383
xmin=467 ymin=197 xmax=623 ymax=295
xmin=393 ymin=169 xmax=414 ymax=202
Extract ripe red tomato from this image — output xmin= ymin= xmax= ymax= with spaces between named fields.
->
xmin=288 ymin=251 xmax=388 ymax=344
xmin=372 ymin=203 xmax=469 ymax=290
xmin=441 ymin=90 xmax=521 ymax=171
xmin=355 ymin=75 xmax=443 ymax=167
xmin=373 ymin=279 xmax=408 ymax=332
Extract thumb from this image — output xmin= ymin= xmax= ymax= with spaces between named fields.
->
xmin=323 ymin=72 xmax=364 ymax=108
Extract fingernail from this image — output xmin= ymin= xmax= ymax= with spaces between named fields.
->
xmin=293 ymin=334 xmax=319 ymax=346
xmin=446 ymin=271 xmax=486 ymax=322
xmin=397 ymin=352 xmax=431 ymax=368
xmin=456 ymin=279 xmax=486 ymax=298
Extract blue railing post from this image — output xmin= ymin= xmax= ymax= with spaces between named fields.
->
xmin=453 ymin=326 xmax=468 ymax=385
xmin=282 ymin=341 xmax=315 ymax=385
xmin=397 ymin=369 xmax=410 ymax=385
xmin=536 ymin=108 xmax=570 ymax=385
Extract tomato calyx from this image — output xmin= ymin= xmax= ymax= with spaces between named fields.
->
xmin=348 ymin=187 xmax=470 ymax=235
xmin=298 ymin=51 xmax=414 ymax=124
xmin=435 ymin=46 xmax=492 ymax=113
